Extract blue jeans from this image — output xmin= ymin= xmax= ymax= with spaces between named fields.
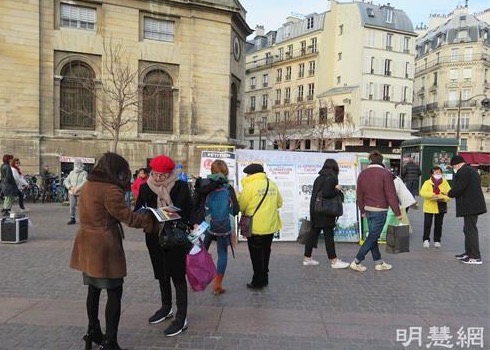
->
xmin=356 ymin=211 xmax=387 ymax=264
xmin=203 ymin=233 xmax=229 ymax=275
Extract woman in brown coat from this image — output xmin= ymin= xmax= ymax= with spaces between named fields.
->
xmin=70 ymin=153 xmax=157 ymax=350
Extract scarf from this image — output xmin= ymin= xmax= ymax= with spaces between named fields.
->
xmin=431 ymin=176 xmax=442 ymax=195
xmin=11 ymin=164 xmax=21 ymax=175
xmin=146 ymin=171 xmax=178 ymax=207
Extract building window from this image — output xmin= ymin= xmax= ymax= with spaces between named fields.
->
xmin=450 ymin=48 xmax=459 ymax=62
xmin=460 ymin=138 xmax=468 ymax=151
xmin=310 ymin=37 xmax=318 ymax=52
xmin=370 ymin=57 xmax=375 ymax=74
xmin=337 ymin=76 xmax=341 ymax=85
xmin=367 ymin=8 xmax=375 ymax=17
xmin=383 ymin=84 xmax=390 ymax=101
xmin=263 ymin=73 xmax=269 ymax=87
xmin=278 ymin=47 xmax=284 ymax=60
xmin=306 ymin=108 xmax=313 ymax=124
xmin=284 ymin=87 xmax=291 ymax=104
xmin=339 ymin=24 xmax=344 ymax=35
xmin=143 ymin=17 xmax=174 ymax=42
xmin=386 ymin=8 xmax=393 ymax=23
xmin=275 ymin=89 xmax=281 ymax=105
xmin=402 ymin=86 xmax=408 ymax=102
xmin=60 ymin=4 xmax=96 ymax=30
xmin=449 ymin=69 xmax=458 ymax=82
xmin=265 ymin=52 xmax=273 ymax=64
xmin=261 ymin=94 xmax=268 ymax=110
xmin=276 ymin=69 xmax=282 ymax=82
xmin=384 ymin=59 xmax=392 ymax=76
xmin=399 ymin=113 xmax=406 ymax=128
xmin=307 ymin=83 xmax=314 ymax=100
xmin=287 ymin=44 xmax=293 ymax=57
xmin=300 ymin=41 xmax=307 ymax=55
xmin=298 ymin=63 xmax=305 ymax=78
xmin=335 ymin=106 xmax=344 ymax=123
xmin=403 ymin=37 xmax=410 ymax=53
xmin=308 ymin=61 xmax=316 ymax=76
xmin=285 ymin=66 xmax=292 ymax=80
xmin=60 ymin=61 xmax=96 ymax=130
xmin=250 ymin=76 xmax=256 ymax=89
xmin=306 ymin=16 xmax=314 ymax=29
xmin=457 ymin=30 xmax=468 ymax=39
xmin=142 ymin=69 xmax=173 ymax=133
xmin=250 ymin=96 xmax=256 ymax=111
xmin=405 ymin=62 xmax=410 ymax=78
xmin=297 ymin=85 xmax=304 ymax=102
xmin=386 ymin=33 xmax=393 ymax=50
xmin=338 ymin=52 xmax=342 ymax=61
xmin=433 ymin=72 xmax=438 ymax=86
xmin=464 ymin=47 xmax=473 ymax=61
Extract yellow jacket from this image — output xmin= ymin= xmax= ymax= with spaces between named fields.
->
xmin=419 ymin=177 xmax=451 ymax=214
xmin=238 ymin=172 xmax=283 ymax=235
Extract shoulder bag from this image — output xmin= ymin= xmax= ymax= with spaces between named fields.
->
xmin=313 ymin=189 xmax=343 ymax=217
xmin=239 ymin=179 xmax=269 ymax=238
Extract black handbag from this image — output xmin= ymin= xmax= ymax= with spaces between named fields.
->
xmin=313 ymin=190 xmax=343 ymax=217
xmin=437 ymin=200 xmax=447 ymax=214
xmin=296 ymin=218 xmax=311 ymax=245
xmin=386 ymin=224 xmax=410 ymax=254
xmin=159 ymin=221 xmax=192 ymax=252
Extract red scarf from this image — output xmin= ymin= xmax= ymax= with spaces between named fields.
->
xmin=431 ymin=176 xmax=442 ymax=194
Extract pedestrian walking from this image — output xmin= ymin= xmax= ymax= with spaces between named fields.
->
xmin=303 ymin=158 xmax=349 ymax=268
xmin=69 ymin=152 xmax=158 ymax=350
xmin=10 ymin=157 xmax=29 ymax=212
xmin=419 ymin=166 xmax=451 ymax=248
xmin=401 ymin=156 xmax=422 ymax=208
xmin=350 ymin=150 xmax=402 ymax=272
xmin=445 ymin=155 xmax=487 ymax=265
xmin=64 ymin=159 xmax=88 ymax=225
xmin=238 ymin=163 xmax=283 ymax=289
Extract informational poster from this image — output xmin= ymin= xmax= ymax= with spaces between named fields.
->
xmin=235 ymin=150 xmax=360 ymax=242
xmin=199 ymin=151 xmax=237 ymax=187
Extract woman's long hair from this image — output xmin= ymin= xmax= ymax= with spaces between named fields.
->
xmin=87 ymin=152 xmax=131 ymax=190
xmin=321 ymin=158 xmax=339 ymax=176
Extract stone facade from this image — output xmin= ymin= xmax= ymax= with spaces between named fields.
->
xmin=0 ymin=0 xmax=251 ymax=176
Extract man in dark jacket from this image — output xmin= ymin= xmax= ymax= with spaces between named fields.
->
xmin=446 ymin=155 xmax=487 ymax=265
xmin=401 ymin=157 xmax=422 ymax=200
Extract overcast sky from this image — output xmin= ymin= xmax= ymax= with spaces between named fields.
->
xmin=239 ymin=0 xmax=489 ymax=35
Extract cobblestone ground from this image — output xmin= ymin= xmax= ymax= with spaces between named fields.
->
xmin=0 ymin=196 xmax=488 ymax=350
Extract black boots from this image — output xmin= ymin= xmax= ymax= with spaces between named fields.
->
xmin=82 ymin=321 xmax=104 ymax=350
xmin=99 ymin=340 xmax=126 ymax=350
xmin=2 ymin=209 xmax=10 ymax=216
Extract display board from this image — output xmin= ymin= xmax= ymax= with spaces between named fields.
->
xmin=235 ymin=150 xmax=360 ymax=242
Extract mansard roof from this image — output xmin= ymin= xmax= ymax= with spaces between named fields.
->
xmin=357 ymin=2 xmax=414 ymax=34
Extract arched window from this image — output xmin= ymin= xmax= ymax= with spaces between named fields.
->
xmin=60 ymin=61 xmax=95 ymax=129
xmin=142 ymin=70 xmax=173 ymax=133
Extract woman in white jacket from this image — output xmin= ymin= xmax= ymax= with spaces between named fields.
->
xmin=10 ymin=157 xmax=29 ymax=212
xmin=64 ymin=159 xmax=88 ymax=225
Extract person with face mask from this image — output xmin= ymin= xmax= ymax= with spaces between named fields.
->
xmin=64 ymin=159 xmax=88 ymax=225
xmin=445 ymin=155 xmax=487 ymax=265
xmin=419 ymin=166 xmax=451 ymax=248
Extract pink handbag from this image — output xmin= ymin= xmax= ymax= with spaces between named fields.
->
xmin=186 ymin=246 xmax=217 ymax=292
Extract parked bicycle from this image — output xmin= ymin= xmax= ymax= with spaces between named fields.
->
xmin=22 ymin=174 xmax=40 ymax=203
xmin=40 ymin=175 xmax=68 ymax=203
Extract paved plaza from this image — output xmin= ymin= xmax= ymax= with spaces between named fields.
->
xmin=0 ymin=195 xmax=488 ymax=350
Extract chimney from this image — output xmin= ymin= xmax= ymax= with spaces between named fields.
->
xmin=255 ymin=25 xmax=265 ymax=37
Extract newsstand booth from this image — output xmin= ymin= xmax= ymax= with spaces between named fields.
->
xmin=400 ymin=137 xmax=459 ymax=186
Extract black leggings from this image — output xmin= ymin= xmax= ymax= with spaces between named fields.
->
xmin=87 ymin=284 xmax=123 ymax=343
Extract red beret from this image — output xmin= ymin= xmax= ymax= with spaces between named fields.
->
xmin=149 ymin=155 xmax=175 ymax=174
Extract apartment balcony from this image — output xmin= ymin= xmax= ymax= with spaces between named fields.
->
xmin=360 ymin=117 xmax=411 ymax=129
xmin=426 ymin=102 xmax=438 ymax=112
xmin=412 ymin=105 xmax=426 ymax=114
xmin=417 ymin=124 xmax=490 ymax=134
xmin=443 ymin=100 xmax=477 ymax=108
xmin=414 ymin=53 xmax=490 ymax=76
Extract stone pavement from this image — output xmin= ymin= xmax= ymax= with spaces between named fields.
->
xmin=0 ymin=196 xmax=488 ymax=350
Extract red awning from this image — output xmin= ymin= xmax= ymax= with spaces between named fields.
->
xmin=459 ymin=152 xmax=490 ymax=165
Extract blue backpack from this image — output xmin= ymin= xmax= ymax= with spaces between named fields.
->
xmin=205 ymin=185 xmax=234 ymax=236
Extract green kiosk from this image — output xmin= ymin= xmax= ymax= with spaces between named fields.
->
xmin=400 ymin=137 xmax=459 ymax=186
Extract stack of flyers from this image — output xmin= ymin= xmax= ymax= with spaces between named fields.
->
xmin=188 ymin=221 xmax=209 ymax=244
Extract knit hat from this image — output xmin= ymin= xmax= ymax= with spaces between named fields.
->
xmin=450 ymin=155 xmax=465 ymax=166
xmin=149 ymin=155 xmax=175 ymax=173
xmin=243 ymin=163 xmax=264 ymax=175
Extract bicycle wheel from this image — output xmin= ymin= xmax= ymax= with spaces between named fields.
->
xmin=55 ymin=187 xmax=67 ymax=203
xmin=31 ymin=185 xmax=40 ymax=203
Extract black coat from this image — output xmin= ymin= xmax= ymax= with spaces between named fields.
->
xmin=309 ymin=169 xmax=340 ymax=228
xmin=0 ymin=163 xmax=18 ymax=196
xmin=447 ymin=164 xmax=487 ymax=217
xmin=134 ymin=180 xmax=193 ymax=280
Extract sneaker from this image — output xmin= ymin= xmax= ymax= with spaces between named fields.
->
xmin=375 ymin=262 xmax=392 ymax=271
xmin=423 ymin=240 xmax=430 ymax=248
xmin=331 ymin=259 xmax=350 ymax=269
xmin=455 ymin=253 xmax=469 ymax=260
xmin=148 ymin=307 xmax=173 ymax=324
xmin=303 ymin=258 xmax=319 ymax=266
xmin=349 ymin=261 xmax=367 ymax=272
xmin=164 ymin=319 xmax=188 ymax=337
xmin=67 ymin=218 xmax=76 ymax=225
xmin=434 ymin=242 xmax=441 ymax=248
xmin=460 ymin=257 xmax=482 ymax=265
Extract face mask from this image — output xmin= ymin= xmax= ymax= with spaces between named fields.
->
xmin=433 ymin=174 xmax=442 ymax=180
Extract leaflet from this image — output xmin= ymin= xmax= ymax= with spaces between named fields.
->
xmin=137 ymin=206 xmax=181 ymax=222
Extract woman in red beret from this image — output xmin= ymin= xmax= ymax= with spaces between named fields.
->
xmin=134 ymin=155 xmax=194 ymax=337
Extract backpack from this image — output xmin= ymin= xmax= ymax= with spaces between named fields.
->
xmin=205 ymin=185 xmax=238 ymax=236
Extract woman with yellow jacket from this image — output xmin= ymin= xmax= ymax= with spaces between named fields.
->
xmin=238 ymin=163 xmax=283 ymax=289
xmin=419 ymin=166 xmax=451 ymax=248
